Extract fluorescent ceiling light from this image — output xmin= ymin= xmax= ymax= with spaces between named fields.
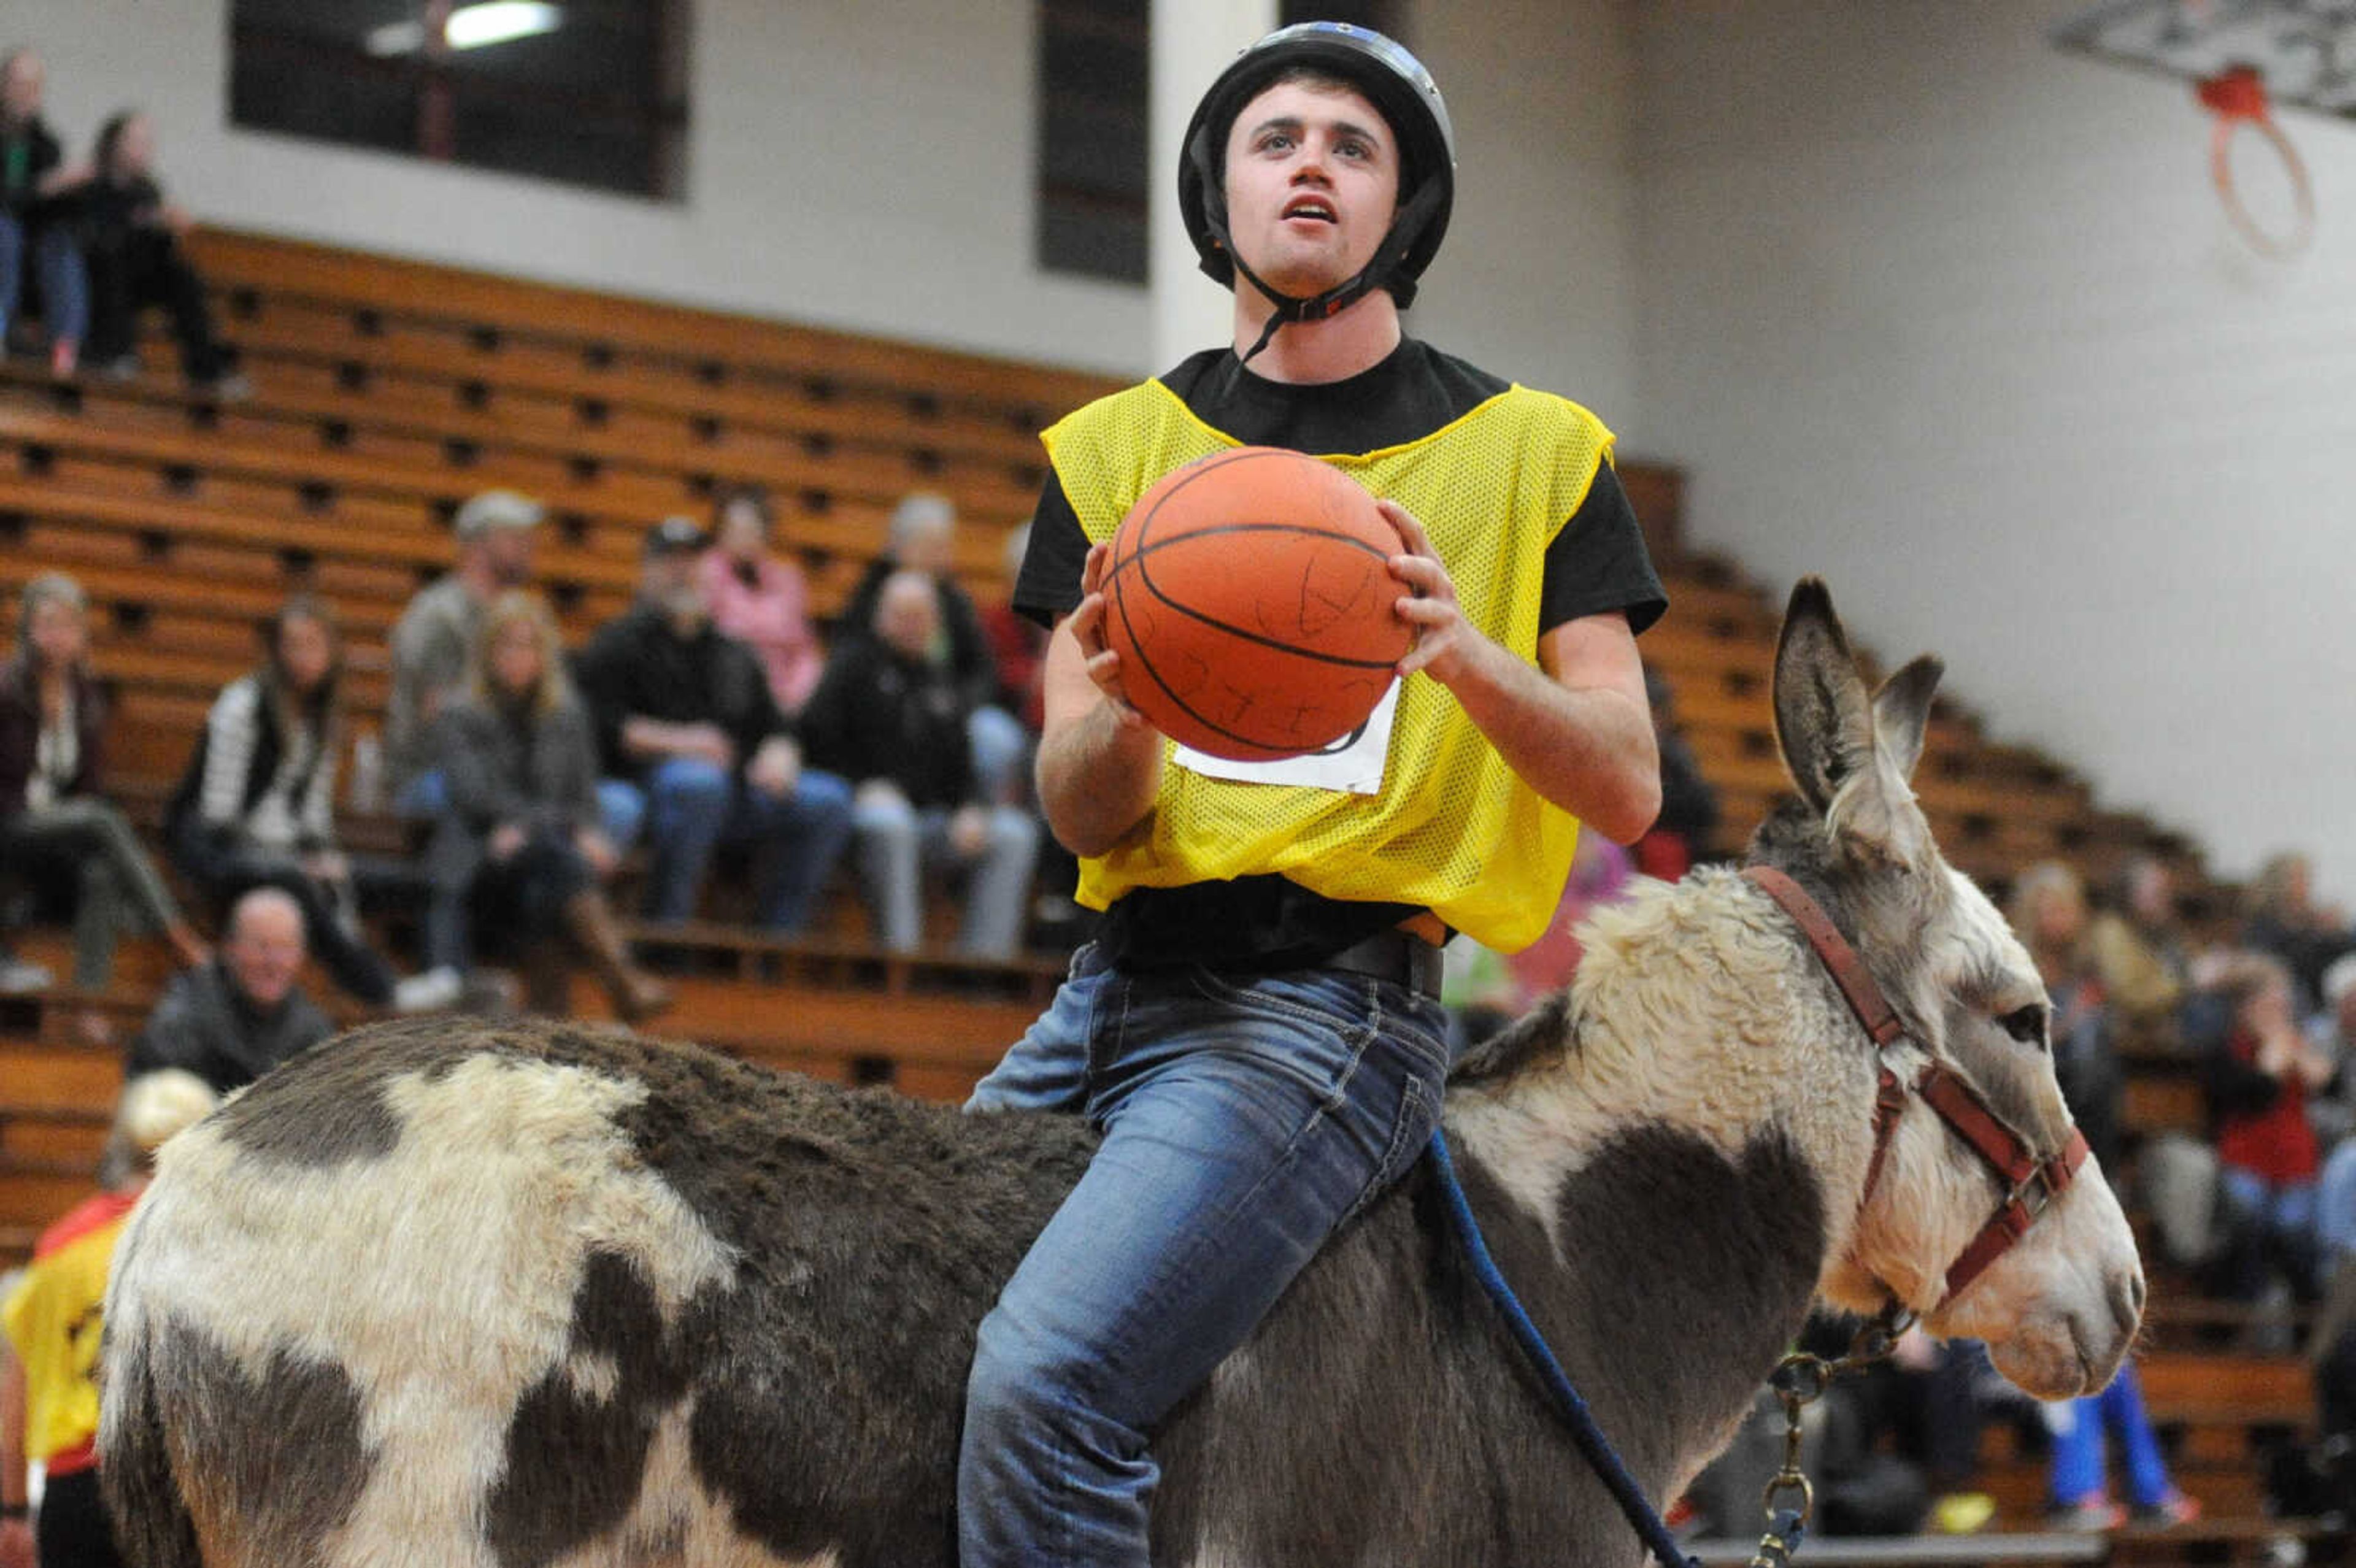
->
xmin=366 ymin=2 xmax=562 ymax=57
xmin=445 ymin=2 xmax=563 ymax=50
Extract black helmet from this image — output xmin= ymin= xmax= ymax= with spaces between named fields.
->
xmin=1179 ymin=21 xmax=1457 ymax=332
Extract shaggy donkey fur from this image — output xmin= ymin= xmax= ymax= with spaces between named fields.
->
xmin=98 ymin=580 xmax=2141 ymax=1568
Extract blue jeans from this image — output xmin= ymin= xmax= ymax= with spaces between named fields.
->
xmin=2320 ymin=1140 xmax=2356 ymax=1272
xmin=958 ymin=945 xmax=1450 ymax=1566
xmin=850 ymin=792 xmax=1039 ymax=957
xmin=2048 ymin=1360 xmax=2174 ymax=1508
xmin=2219 ymin=1166 xmax=2321 ymax=1300
xmin=601 ymin=758 xmax=854 ymax=929
xmin=0 ymin=213 xmax=89 ymax=347
xmin=968 ymin=704 xmax=1031 ymax=805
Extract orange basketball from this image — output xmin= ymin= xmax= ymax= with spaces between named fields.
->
xmin=1103 ymin=447 xmax=1410 ymax=761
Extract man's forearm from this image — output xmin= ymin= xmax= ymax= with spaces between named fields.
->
xmin=1037 ymin=701 xmax=1163 ymax=859
xmin=1447 ymin=638 xmax=1660 ymax=844
xmin=621 ymin=717 xmax=714 ymax=761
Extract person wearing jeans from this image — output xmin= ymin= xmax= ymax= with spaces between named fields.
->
xmin=962 ymin=953 xmax=1447 ymax=1559
xmin=953 ymin=25 xmax=1667 ymax=1564
xmin=2045 ymin=1361 xmax=2197 ymax=1528
xmin=601 ymin=754 xmax=854 ymax=930
xmin=573 ymin=517 xmax=853 ymax=932
xmin=800 ymin=571 xmax=1039 ymax=957
xmin=0 ymin=50 xmax=90 ymax=375
xmin=2208 ymin=961 xmax=2333 ymax=1307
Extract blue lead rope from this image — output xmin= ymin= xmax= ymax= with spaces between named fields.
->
xmin=1427 ymin=1125 xmax=1704 ymax=1568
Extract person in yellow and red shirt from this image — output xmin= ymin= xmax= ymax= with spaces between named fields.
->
xmin=2 ymin=1069 xmax=217 ymax=1568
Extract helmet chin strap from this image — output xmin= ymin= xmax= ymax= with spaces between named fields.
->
xmin=1228 ymin=251 xmax=1387 ymax=366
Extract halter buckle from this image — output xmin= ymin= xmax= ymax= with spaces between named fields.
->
xmin=2008 ymin=1166 xmax=2059 ymax=1224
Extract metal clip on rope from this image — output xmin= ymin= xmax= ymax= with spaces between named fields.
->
xmin=1748 ymin=1309 xmax=1914 ymax=1568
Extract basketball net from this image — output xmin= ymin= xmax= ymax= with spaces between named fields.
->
xmin=2195 ymin=64 xmax=2314 ymax=258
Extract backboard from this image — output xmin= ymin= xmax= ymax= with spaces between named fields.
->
xmin=2052 ymin=0 xmax=2356 ymax=118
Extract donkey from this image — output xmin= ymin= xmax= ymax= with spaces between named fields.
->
xmin=98 ymin=580 xmax=2142 ymax=1568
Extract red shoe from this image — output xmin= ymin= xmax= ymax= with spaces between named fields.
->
xmin=50 ymin=338 xmax=79 ymax=379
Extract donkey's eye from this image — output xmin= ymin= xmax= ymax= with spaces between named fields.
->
xmin=2000 ymin=1004 xmax=2049 ymax=1049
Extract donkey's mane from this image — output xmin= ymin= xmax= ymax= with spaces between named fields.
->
xmin=1454 ymin=796 xmax=1871 ymax=1086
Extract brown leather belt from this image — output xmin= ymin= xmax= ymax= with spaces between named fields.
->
xmin=1322 ymin=927 xmax=1446 ymax=999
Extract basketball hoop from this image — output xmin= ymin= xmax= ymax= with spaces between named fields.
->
xmin=2196 ymin=64 xmax=2315 ymax=258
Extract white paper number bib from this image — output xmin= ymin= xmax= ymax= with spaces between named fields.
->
xmin=1171 ymin=678 xmax=1402 ymax=796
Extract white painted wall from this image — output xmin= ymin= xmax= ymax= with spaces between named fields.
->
xmin=1408 ymin=0 xmax=1639 ymax=430
xmin=15 ymin=0 xmax=1641 ymax=415
xmin=1633 ymin=0 xmax=2356 ymax=897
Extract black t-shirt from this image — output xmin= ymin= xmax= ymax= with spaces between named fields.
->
xmin=1019 ymin=338 xmax=1667 ymax=973
xmin=0 ymin=116 xmax=62 ymax=217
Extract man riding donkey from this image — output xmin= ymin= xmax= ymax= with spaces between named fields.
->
xmin=960 ymin=21 xmax=1667 ymax=1564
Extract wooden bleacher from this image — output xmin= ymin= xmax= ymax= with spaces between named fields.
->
xmin=0 ymin=229 xmax=2240 ymax=1097
xmin=0 ymin=229 xmax=2206 ymax=893
xmin=0 ymin=226 xmax=2228 ymax=1141
xmin=0 ymin=233 xmax=2325 ymax=1555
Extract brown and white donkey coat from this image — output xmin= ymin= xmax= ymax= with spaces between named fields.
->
xmin=99 ymin=580 xmax=2142 ymax=1567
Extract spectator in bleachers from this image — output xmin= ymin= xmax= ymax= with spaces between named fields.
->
xmin=2013 ymin=865 xmax=2124 ymax=1161
xmin=2209 ymin=955 xmax=2336 ymax=1311
xmin=842 ymin=492 xmax=1026 ymax=804
xmin=0 ymin=574 xmax=209 ymax=1004
xmin=1631 ymin=668 xmax=1719 ymax=881
xmin=801 ymin=570 xmax=1040 ymax=958
xmin=0 ymin=48 xmax=89 ymax=378
xmin=2308 ymin=953 xmax=2356 ymax=1152
xmin=2085 ymin=855 xmax=2192 ymax=1051
xmin=2243 ymin=851 xmax=2356 ymax=1015
xmin=2010 ymin=863 xmax=2198 ymax=1528
xmin=78 ymin=110 xmax=244 ymax=396
xmin=1 ymin=1067 xmax=217 ymax=1568
xmin=386 ymin=488 xmax=544 ymax=820
xmin=426 ymin=591 xmax=669 ymax=1023
xmin=123 ymin=885 xmax=331 ymax=1097
xmin=167 ymin=595 xmax=456 ymax=1014
xmin=2317 ymin=1132 xmax=2356 ymax=1445
xmin=698 ymin=482 xmax=825 ymax=717
xmin=978 ymin=523 xmax=1047 ymax=739
xmin=574 ymin=517 xmax=853 ymax=934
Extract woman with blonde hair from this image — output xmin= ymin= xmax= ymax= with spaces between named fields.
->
xmin=0 ymin=573 xmax=207 ymax=1005
xmin=424 ymin=591 xmax=668 ymax=1021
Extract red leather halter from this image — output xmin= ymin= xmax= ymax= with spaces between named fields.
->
xmin=1741 ymin=866 xmax=2092 ymax=1312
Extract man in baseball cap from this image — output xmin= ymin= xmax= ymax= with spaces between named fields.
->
xmin=573 ymin=514 xmax=853 ymax=933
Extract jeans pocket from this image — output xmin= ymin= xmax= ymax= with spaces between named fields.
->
xmin=1340 ymin=1069 xmax=1438 ymax=1229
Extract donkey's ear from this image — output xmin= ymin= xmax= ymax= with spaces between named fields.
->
xmin=1773 ymin=578 xmax=1875 ymax=817
xmin=1773 ymin=578 xmax=1932 ymax=867
xmin=1871 ymin=655 xmax=1944 ymax=783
